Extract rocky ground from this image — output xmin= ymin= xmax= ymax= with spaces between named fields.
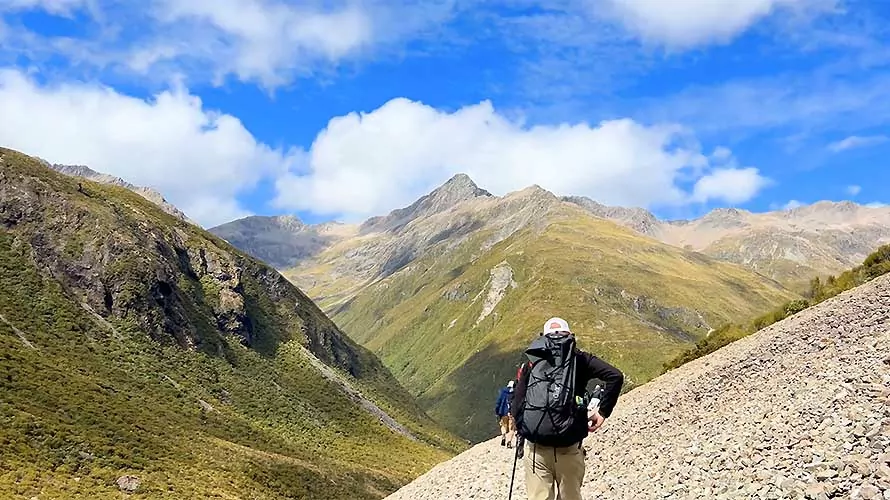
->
xmin=386 ymin=273 xmax=890 ymax=499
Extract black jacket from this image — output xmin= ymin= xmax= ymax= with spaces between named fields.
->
xmin=510 ymin=346 xmax=624 ymax=424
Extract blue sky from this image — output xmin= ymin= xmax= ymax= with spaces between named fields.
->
xmin=1 ymin=0 xmax=889 ymax=227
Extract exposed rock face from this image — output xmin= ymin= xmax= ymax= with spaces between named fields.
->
xmin=0 ymin=146 xmax=404 ymax=380
xmin=473 ymin=262 xmax=517 ymax=326
xmin=385 ymin=272 xmax=890 ymax=500
xmin=47 ymin=161 xmax=194 ymax=224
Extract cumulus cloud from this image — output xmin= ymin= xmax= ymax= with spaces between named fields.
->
xmin=691 ymin=167 xmax=771 ymax=205
xmin=0 ymin=69 xmax=296 ymax=227
xmin=273 ymin=98 xmax=770 ymax=220
xmin=593 ymin=0 xmax=838 ymax=48
xmin=828 ymin=134 xmax=888 ymax=152
xmin=146 ymin=0 xmax=373 ymax=87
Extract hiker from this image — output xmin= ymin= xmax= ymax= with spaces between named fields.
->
xmin=495 ymin=380 xmax=516 ymax=447
xmin=510 ymin=317 xmax=624 ymax=500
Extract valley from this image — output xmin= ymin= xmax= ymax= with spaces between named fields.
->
xmin=209 ymin=174 xmax=890 ymax=442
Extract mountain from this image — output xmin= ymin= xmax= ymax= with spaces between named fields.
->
xmin=0 ymin=147 xmax=464 ymax=499
xmin=359 ymin=173 xmax=493 ymax=234
xmin=211 ymin=215 xmax=352 ymax=269
xmin=561 ymin=195 xmax=662 ymax=237
xmin=385 ymin=270 xmax=890 ymax=499
xmin=45 ymin=160 xmax=194 ymax=224
xmin=274 ymin=181 xmax=797 ymax=442
xmin=564 ymin=198 xmax=890 ymax=289
xmin=209 ymin=175 xmax=890 ymax=443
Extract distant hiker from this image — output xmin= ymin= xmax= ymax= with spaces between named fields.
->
xmin=510 ymin=317 xmax=624 ymax=500
xmin=496 ymin=380 xmax=516 ymax=447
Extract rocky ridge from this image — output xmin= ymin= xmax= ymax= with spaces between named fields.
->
xmin=565 ymin=197 xmax=890 ymax=285
xmin=386 ymin=272 xmax=890 ymax=500
xmin=210 ymin=174 xmax=890 ymax=290
xmin=46 ymin=161 xmax=194 ymax=224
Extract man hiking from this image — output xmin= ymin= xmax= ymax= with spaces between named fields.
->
xmin=495 ymin=380 xmax=516 ymax=448
xmin=510 ymin=317 xmax=624 ymax=500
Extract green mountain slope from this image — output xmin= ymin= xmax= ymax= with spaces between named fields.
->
xmin=0 ymin=147 xmax=464 ymax=499
xmin=284 ymin=184 xmax=798 ymax=442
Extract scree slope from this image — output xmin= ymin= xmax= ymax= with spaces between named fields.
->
xmin=385 ymin=272 xmax=890 ymax=500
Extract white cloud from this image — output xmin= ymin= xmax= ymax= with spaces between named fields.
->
xmin=827 ymin=134 xmax=889 ymax=152
xmin=273 ymin=98 xmax=769 ymax=220
xmin=147 ymin=0 xmax=373 ymax=87
xmin=692 ymin=167 xmax=772 ymax=205
xmin=847 ymin=184 xmax=862 ymax=196
xmin=1 ymin=0 xmax=88 ymax=15
xmin=0 ymin=69 xmax=296 ymax=227
xmin=1 ymin=0 xmax=454 ymax=89
xmin=593 ymin=0 xmax=838 ymax=48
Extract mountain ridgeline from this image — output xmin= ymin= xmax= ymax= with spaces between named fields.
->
xmin=0 ymin=147 xmax=464 ymax=499
xmin=210 ymin=174 xmax=861 ymax=442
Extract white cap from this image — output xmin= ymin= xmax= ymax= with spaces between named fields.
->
xmin=543 ymin=317 xmax=571 ymax=334
xmin=507 ymin=380 xmax=514 ymax=388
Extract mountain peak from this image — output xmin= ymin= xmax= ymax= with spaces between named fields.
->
xmin=698 ymin=207 xmax=752 ymax=228
xmin=360 ymin=173 xmax=492 ymax=234
xmin=509 ymin=184 xmax=555 ymax=200
xmin=432 ymin=173 xmax=491 ymax=200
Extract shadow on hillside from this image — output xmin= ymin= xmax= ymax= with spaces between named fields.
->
xmin=418 ymin=344 xmax=525 ymax=443
xmin=420 ymin=342 xmax=629 ymax=444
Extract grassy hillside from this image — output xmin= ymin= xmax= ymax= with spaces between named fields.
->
xmin=0 ymin=148 xmax=464 ymax=499
xmin=663 ymin=242 xmax=890 ymax=372
xmin=305 ymin=202 xmax=798 ymax=442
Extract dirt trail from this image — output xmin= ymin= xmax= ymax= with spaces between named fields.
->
xmin=387 ymin=273 xmax=890 ymax=499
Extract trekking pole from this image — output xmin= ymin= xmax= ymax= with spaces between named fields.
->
xmin=508 ymin=437 xmax=520 ymax=500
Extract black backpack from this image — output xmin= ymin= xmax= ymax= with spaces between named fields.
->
xmin=514 ymin=333 xmax=586 ymax=447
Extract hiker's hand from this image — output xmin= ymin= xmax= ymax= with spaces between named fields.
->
xmin=587 ymin=410 xmax=604 ymax=432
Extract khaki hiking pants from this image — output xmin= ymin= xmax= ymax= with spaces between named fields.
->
xmin=524 ymin=440 xmax=585 ymax=500
xmin=499 ymin=415 xmax=516 ymax=446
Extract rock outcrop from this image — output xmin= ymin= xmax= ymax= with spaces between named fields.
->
xmin=47 ymin=161 xmax=194 ymax=224
xmin=386 ymin=272 xmax=890 ymax=499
